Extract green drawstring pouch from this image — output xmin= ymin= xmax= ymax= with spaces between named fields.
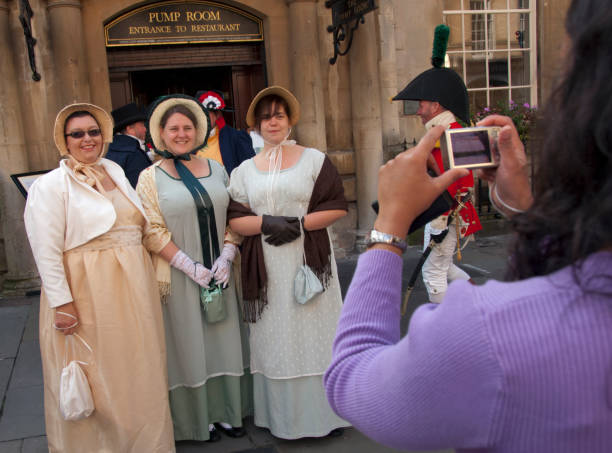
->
xmin=200 ymin=283 xmax=226 ymax=323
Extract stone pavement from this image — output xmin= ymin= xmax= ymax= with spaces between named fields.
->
xmin=0 ymin=233 xmax=510 ymax=453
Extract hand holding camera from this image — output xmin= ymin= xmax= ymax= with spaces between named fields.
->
xmin=374 ymin=126 xmax=469 ymax=240
xmin=474 ymin=115 xmax=533 ymax=216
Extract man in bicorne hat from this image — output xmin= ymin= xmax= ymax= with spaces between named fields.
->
xmin=106 ymin=102 xmax=152 ymax=188
xmin=393 ymin=27 xmax=482 ymax=303
xmin=195 ymin=90 xmax=255 ymax=176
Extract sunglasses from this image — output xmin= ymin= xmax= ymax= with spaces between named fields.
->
xmin=65 ymin=129 xmax=102 ymax=139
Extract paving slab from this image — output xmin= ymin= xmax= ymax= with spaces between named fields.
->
xmin=9 ymin=341 xmax=42 ymax=389
xmin=22 ymin=301 xmax=39 ymax=342
xmin=0 ymin=440 xmax=21 ymax=453
xmin=0 ymin=385 xmax=45 ymax=441
xmin=22 ymin=436 xmax=48 ymax=453
xmin=0 ymin=360 xmax=13 ymax=407
xmin=0 ymin=306 xmax=29 ymax=360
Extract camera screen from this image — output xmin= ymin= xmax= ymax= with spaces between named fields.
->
xmin=450 ymin=130 xmax=492 ymax=166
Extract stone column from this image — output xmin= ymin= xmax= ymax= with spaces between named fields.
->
xmin=0 ymin=0 xmax=41 ymax=294
xmin=377 ymin=2 xmax=402 ymax=161
xmin=316 ymin=1 xmax=356 ymax=255
xmin=286 ymin=0 xmax=327 ymax=151
xmin=47 ymin=0 xmax=89 ymax=103
xmin=349 ymin=16 xmax=384 ymax=232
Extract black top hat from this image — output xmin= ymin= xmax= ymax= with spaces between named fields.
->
xmin=393 ymin=25 xmax=470 ymax=124
xmin=111 ymin=103 xmax=147 ymax=134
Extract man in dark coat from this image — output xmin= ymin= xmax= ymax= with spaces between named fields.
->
xmin=195 ymin=90 xmax=255 ymax=177
xmin=106 ymin=103 xmax=152 ymax=187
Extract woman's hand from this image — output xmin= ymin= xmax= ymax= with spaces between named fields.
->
xmin=476 ymin=115 xmax=534 ymax=216
xmin=170 ymin=249 xmax=213 ymax=288
xmin=374 ymin=126 xmax=469 ymax=239
xmin=54 ymin=302 xmax=79 ymax=336
xmin=261 ymin=215 xmax=301 ymax=246
xmin=211 ymin=243 xmax=238 ymax=288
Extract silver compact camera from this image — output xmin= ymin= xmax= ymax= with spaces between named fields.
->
xmin=440 ymin=126 xmax=501 ymax=169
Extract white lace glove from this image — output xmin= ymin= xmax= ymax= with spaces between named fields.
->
xmin=210 ymin=243 xmax=238 ymax=288
xmin=170 ymin=249 xmax=213 ymax=288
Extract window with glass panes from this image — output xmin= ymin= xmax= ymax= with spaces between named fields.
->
xmin=442 ymin=0 xmax=536 ymax=120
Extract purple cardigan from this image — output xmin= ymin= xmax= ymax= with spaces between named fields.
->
xmin=324 ymin=249 xmax=612 ymax=453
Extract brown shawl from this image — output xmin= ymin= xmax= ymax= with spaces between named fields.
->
xmin=227 ymin=155 xmax=347 ymax=322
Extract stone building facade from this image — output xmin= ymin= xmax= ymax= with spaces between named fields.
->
xmin=0 ymin=0 xmax=570 ymax=294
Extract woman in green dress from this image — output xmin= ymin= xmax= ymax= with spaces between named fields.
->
xmin=137 ymin=95 xmax=250 ymax=442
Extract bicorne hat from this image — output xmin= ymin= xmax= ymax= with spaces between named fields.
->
xmin=111 ymin=103 xmax=147 ymax=135
xmin=195 ymin=90 xmax=232 ymax=112
xmin=392 ymin=25 xmax=470 ymax=124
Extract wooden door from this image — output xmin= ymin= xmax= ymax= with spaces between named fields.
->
xmin=231 ymin=64 xmax=266 ymax=130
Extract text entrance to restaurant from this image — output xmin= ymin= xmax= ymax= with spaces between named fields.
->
xmin=104 ymin=1 xmax=266 ymax=130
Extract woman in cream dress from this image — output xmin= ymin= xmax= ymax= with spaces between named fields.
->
xmin=24 ymin=103 xmax=174 ymax=452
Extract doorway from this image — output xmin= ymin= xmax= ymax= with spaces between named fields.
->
xmin=107 ymin=43 xmax=266 ymax=130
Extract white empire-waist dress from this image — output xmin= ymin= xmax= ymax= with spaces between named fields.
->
xmin=228 ymin=148 xmax=350 ymax=439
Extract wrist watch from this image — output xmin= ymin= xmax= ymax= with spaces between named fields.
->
xmin=365 ymin=229 xmax=407 ymax=252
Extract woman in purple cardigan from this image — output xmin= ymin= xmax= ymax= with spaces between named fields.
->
xmin=324 ymin=1 xmax=612 ymax=452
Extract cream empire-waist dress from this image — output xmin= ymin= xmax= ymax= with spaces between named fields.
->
xmin=39 ymin=187 xmax=174 ymax=453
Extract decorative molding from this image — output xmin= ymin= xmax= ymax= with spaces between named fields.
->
xmin=46 ymin=0 xmax=82 ymax=11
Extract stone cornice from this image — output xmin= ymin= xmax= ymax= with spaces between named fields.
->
xmin=47 ymin=0 xmax=82 ymax=11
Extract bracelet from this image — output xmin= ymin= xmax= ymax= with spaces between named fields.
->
xmin=490 ymin=183 xmax=526 ymax=216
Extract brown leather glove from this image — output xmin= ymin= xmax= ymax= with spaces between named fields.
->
xmin=261 ymin=215 xmax=301 ymax=246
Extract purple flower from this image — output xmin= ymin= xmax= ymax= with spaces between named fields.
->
xmin=509 ymin=99 xmax=515 ymax=104
xmin=484 ymin=107 xmax=490 ymax=112
xmin=523 ymin=103 xmax=530 ymax=108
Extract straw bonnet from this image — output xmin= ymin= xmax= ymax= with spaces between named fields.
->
xmin=54 ymin=103 xmax=113 ymax=157
xmin=147 ymin=94 xmax=211 ymax=154
xmin=246 ymin=86 xmax=300 ymax=128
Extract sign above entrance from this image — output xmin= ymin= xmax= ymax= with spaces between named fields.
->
xmin=104 ymin=1 xmax=263 ymax=47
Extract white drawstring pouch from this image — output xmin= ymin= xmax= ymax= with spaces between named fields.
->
xmin=59 ymin=333 xmax=95 ymax=421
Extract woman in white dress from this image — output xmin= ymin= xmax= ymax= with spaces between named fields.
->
xmin=136 ymin=95 xmax=250 ymax=442
xmin=227 ymin=86 xmax=350 ymax=439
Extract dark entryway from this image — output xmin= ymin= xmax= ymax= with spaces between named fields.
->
xmin=107 ymin=43 xmax=266 ymax=130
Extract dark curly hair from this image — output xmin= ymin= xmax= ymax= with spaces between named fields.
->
xmin=507 ymin=0 xmax=612 ymax=280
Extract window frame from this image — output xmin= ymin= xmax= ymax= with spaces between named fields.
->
xmin=442 ymin=0 xmax=537 ymax=112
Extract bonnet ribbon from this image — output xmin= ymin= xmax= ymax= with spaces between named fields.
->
xmin=66 ymin=155 xmax=108 ymax=194
xmin=261 ymin=131 xmax=296 ymax=213
xmin=157 ymin=149 xmax=220 ymax=268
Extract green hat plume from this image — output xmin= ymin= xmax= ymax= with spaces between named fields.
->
xmin=431 ymin=24 xmax=450 ymax=68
